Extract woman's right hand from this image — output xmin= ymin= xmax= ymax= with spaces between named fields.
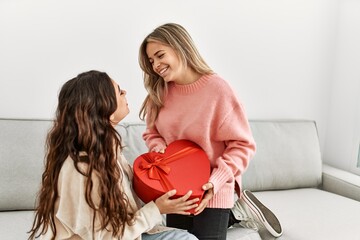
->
xmin=154 ymin=190 xmax=199 ymax=215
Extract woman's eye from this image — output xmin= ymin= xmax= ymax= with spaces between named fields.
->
xmin=159 ymin=54 xmax=164 ymax=58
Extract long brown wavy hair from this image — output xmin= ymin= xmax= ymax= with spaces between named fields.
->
xmin=28 ymin=70 xmax=134 ymax=239
xmin=138 ymin=23 xmax=213 ymax=126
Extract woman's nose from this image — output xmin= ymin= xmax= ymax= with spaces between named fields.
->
xmin=154 ymin=60 xmax=160 ymax=70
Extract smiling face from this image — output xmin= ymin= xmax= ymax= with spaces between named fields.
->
xmin=110 ymin=79 xmax=129 ymax=125
xmin=146 ymin=41 xmax=186 ymax=84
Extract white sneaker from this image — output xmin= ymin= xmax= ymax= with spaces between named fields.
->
xmin=231 ymin=190 xmax=283 ymax=238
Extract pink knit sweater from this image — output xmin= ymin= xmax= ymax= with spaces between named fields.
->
xmin=143 ymin=74 xmax=256 ymax=208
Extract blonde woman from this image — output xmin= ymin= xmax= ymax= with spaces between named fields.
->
xmin=138 ymin=23 xmax=283 ymax=239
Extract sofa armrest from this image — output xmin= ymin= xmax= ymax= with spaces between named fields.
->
xmin=321 ymin=164 xmax=360 ymax=202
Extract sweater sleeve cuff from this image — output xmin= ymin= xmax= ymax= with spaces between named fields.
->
xmin=208 ymin=167 xmax=233 ymax=195
xmin=140 ymin=201 xmax=163 ymax=225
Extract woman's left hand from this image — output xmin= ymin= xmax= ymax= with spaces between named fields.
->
xmin=193 ymin=182 xmax=214 ymax=215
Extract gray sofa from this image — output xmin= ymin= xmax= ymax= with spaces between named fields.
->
xmin=1 ymin=118 xmax=360 ymax=240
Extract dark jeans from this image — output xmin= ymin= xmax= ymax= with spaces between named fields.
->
xmin=166 ymin=208 xmax=230 ymax=240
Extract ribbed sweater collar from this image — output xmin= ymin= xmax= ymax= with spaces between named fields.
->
xmin=171 ymin=74 xmax=215 ymax=95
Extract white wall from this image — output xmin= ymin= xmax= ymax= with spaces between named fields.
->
xmin=323 ymin=0 xmax=360 ymax=174
xmin=0 ymin=0 xmax=358 ymax=173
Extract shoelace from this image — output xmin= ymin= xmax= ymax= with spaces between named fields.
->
xmin=232 ymin=198 xmax=264 ymax=232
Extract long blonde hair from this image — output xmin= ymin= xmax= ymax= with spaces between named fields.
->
xmin=138 ymin=23 xmax=213 ymax=126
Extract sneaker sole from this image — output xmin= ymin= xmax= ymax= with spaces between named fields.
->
xmin=242 ymin=190 xmax=283 ymax=237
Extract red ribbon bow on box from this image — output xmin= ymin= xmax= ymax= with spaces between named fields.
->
xmin=139 ymin=146 xmax=199 ymax=191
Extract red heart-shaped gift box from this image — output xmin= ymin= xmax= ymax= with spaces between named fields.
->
xmin=133 ymin=139 xmax=210 ymax=214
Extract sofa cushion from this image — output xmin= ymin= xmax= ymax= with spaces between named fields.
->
xmin=0 ymin=210 xmax=263 ymax=240
xmin=242 ymin=120 xmax=322 ymax=191
xmin=116 ymin=120 xmax=323 ymax=192
xmin=253 ymin=188 xmax=360 ymax=240
xmin=0 ymin=210 xmax=34 ymax=239
xmin=0 ymin=119 xmax=51 ymax=211
xmin=116 ymin=122 xmax=148 ymax=164
xmin=227 ymin=227 xmax=261 ymax=240
xmin=0 ymin=119 xmax=323 ymax=211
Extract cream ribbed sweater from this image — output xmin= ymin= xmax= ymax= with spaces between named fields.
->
xmin=40 ymin=153 xmax=168 ymax=240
